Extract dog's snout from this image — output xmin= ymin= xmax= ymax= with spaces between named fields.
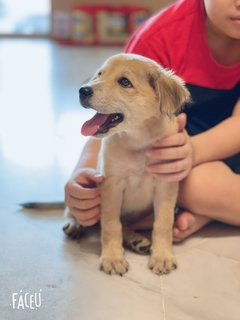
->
xmin=79 ymin=86 xmax=93 ymax=101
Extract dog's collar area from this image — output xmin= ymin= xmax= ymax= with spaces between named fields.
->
xmin=81 ymin=112 xmax=124 ymax=136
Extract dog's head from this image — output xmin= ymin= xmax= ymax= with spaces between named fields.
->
xmin=80 ymin=53 xmax=190 ymax=137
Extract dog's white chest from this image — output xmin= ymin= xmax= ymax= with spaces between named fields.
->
xmin=121 ymin=172 xmax=155 ymax=215
xmin=100 ymin=135 xmax=158 ymax=216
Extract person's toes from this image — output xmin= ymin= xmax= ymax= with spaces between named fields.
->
xmin=173 ymin=212 xmax=212 ymax=243
xmin=173 ymin=210 xmax=194 ymax=240
xmin=175 ymin=211 xmax=193 ymax=231
xmin=173 ymin=226 xmax=180 ymax=238
xmin=173 ymin=229 xmax=186 ymax=242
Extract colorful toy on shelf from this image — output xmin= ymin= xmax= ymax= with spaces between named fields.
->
xmin=96 ymin=6 xmax=129 ymax=45
xmin=71 ymin=5 xmax=96 ymax=44
xmin=53 ymin=4 xmax=149 ymax=46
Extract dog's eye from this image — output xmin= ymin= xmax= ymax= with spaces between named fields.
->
xmin=98 ymin=71 xmax=102 ymax=76
xmin=118 ymin=77 xmax=133 ymax=88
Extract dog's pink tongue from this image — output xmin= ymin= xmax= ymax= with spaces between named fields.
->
xmin=81 ymin=113 xmax=109 ymax=136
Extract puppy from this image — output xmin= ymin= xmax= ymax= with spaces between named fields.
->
xmin=64 ymin=53 xmax=190 ymax=275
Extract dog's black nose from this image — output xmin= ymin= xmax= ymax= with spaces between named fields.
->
xmin=79 ymin=86 xmax=93 ymax=100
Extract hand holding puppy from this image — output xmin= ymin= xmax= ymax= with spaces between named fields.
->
xmin=146 ymin=113 xmax=193 ymax=182
xmin=64 ymin=168 xmax=104 ymax=226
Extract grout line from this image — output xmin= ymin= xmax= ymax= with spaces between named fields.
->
xmin=160 ymin=276 xmax=167 ymax=320
xmin=191 ymin=247 xmax=240 ymax=263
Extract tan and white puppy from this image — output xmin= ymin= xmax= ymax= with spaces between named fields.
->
xmin=64 ymin=53 xmax=190 ymax=275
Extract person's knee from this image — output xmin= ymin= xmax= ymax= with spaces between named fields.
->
xmin=177 ymin=162 xmax=228 ymax=213
xmin=177 ymin=166 xmax=203 ymax=210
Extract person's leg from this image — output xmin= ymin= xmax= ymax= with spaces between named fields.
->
xmin=174 ymin=161 xmax=240 ymax=242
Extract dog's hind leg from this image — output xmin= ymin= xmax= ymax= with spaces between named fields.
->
xmin=63 ymin=218 xmax=82 ymax=239
xmin=122 ymin=226 xmax=151 ymax=255
xmin=62 ymin=208 xmax=82 ymax=239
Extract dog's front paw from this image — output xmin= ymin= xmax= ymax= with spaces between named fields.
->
xmin=63 ymin=220 xmax=82 ymax=239
xmin=148 ymin=254 xmax=177 ymax=275
xmin=100 ymin=256 xmax=129 ymax=276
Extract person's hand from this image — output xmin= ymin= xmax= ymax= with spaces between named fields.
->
xmin=64 ymin=168 xmax=104 ymax=226
xmin=146 ymin=113 xmax=193 ymax=182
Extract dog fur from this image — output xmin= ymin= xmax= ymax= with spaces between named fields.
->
xmin=63 ymin=53 xmax=190 ymax=275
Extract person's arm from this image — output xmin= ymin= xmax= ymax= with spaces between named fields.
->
xmin=192 ymin=99 xmax=240 ymax=166
xmin=65 ymin=138 xmax=103 ymax=227
xmin=71 ymin=138 xmax=102 ymax=175
xmin=146 ymin=99 xmax=240 ymax=182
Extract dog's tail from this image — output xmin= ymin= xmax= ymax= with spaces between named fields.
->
xmin=20 ymin=201 xmax=65 ymax=210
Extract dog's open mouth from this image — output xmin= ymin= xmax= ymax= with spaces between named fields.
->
xmin=81 ymin=112 xmax=124 ymax=136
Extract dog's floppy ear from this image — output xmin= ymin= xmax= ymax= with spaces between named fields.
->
xmin=156 ymin=69 xmax=190 ymax=116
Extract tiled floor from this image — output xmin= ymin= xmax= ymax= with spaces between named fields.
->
xmin=0 ymin=39 xmax=240 ymax=320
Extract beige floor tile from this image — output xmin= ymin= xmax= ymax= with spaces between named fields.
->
xmin=2 ymin=204 xmax=240 ymax=320
xmin=194 ymin=224 xmax=240 ymax=261
xmin=162 ymin=249 xmax=240 ymax=320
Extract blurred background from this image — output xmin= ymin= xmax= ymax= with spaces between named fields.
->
xmin=2 ymin=4 xmax=240 ymax=320
xmin=0 ymin=0 xmax=174 ymax=206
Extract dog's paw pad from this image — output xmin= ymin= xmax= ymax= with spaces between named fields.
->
xmin=138 ymin=244 xmax=151 ymax=254
xmin=130 ymin=237 xmax=151 ymax=255
xmin=100 ymin=256 xmax=129 ymax=276
xmin=148 ymin=255 xmax=177 ymax=275
xmin=63 ymin=222 xmax=82 ymax=239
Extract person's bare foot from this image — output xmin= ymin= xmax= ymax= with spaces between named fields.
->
xmin=173 ymin=210 xmax=212 ymax=242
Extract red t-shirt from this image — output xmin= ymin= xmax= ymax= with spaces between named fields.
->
xmin=125 ymin=0 xmax=240 ymax=172
xmin=125 ymin=0 xmax=240 ymax=90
